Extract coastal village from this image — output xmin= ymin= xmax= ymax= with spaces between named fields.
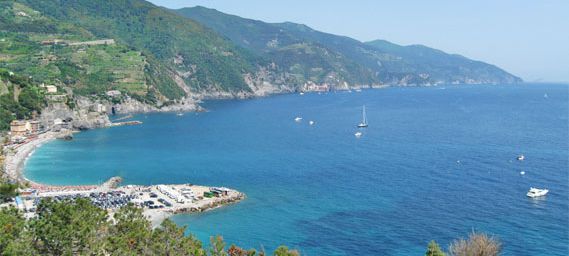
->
xmin=1 ymin=117 xmax=244 ymax=225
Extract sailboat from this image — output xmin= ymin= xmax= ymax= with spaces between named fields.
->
xmin=357 ymin=105 xmax=368 ymax=128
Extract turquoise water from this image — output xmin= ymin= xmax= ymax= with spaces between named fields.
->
xmin=26 ymin=84 xmax=568 ymax=255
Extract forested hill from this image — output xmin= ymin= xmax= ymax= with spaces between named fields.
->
xmin=177 ymin=6 xmax=522 ymax=86
xmin=1 ymin=0 xmax=522 ymax=125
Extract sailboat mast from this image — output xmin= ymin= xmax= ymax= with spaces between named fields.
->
xmin=362 ymin=105 xmax=367 ymax=124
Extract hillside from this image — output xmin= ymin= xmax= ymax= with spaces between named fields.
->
xmin=0 ymin=69 xmax=45 ymax=130
xmin=365 ymin=40 xmax=522 ymax=84
xmin=176 ymin=6 xmax=380 ymax=88
xmin=177 ymin=6 xmax=522 ymax=86
xmin=1 ymin=0 xmax=263 ymax=106
xmin=0 ymin=0 xmax=524 ymax=130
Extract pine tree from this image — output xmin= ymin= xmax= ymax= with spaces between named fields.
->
xmin=426 ymin=240 xmax=446 ymax=256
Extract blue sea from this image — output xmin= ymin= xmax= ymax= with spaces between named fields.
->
xmin=25 ymin=84 xmax=568 ymax=255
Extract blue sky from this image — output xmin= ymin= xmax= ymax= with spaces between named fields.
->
xmin=149 ymin=0 xmax=569 ymax=82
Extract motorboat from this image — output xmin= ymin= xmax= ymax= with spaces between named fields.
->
xmin=294 ymin=117 xmax=303 ymax=122
xmin=517 ymin=154 xmax=525 ymax=161
xmin=309 ymin=120 xmax=315 ymax=125
xmin=527 ymin=187 xmax=548 ymax=198
xmin=354 ymin=131 xmax=362 ymax=138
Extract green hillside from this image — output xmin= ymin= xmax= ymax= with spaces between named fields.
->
xmin=0 ymin=69 xmax=45 ymax=130
xmin=365 ymin=40 xmax=522 ymax=84
xmin=176 ymin=7 xmax=380 ymax=87
xmin=0 ymin=0 xmax=182 ymax=104
xmin=1 ymin=0 xmax=261 ymax=108
xmin=177 ymin=6 xmax=522 ymax=85
xmin=0 ymin=0 xmax=524 ymax=127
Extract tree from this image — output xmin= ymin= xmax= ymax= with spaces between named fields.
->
xmin=210 ymin=236 xmax=227 ymax=256
xmin=273 ymin=245 xmax=299 ymax=256
xmin=449 ymin=232 xmax=501 ymax=256
xmin=150 ymin=219 xmax=205 ymax=256
xmin=0 ymin=198 xmax=300 ymax=255
xmin=31 ymin=198 xmax=109 ymax=255
xmin=0 ymin=183 xmax=19 ymax=202
xmin=0 ymin=207 xmax=25 ymax=252
xmin=227 ymin=244 xmax=257 ymax=256
xmin=106 ymin=203 xmax=153 ymax=255
xmin=426 ymin=240 xmax=445 ymax=256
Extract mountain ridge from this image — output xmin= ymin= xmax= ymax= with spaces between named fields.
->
xmin=0 ymin=0 xmax=523 ymax=130
xmin=177 ymin=6 xmax=522 ymax=86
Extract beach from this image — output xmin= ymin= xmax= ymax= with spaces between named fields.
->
xmin=2 ymin=130 xmax=245 ymax=225
xmin=3 ymin=131 xmax=59 ymax=184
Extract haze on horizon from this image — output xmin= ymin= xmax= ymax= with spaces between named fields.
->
xmin=150 ymin=0 xmax=569 ymax=83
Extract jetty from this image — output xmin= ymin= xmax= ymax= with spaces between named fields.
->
xmin=12 ymin=176 xmax=245 ymax=227
xmin=108 ymin=120 xmax=142 ymax=127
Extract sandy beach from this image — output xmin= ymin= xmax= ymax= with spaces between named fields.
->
xmin=3 ymin=131 xmax=59 ymax=184
xmin=2 ymin=131 xmax=245 ymax=226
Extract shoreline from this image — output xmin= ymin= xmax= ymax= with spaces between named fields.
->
xmin=3 ymin=131 xmax=59 ymax=185
xmin=2 ymin=129 xmax=245 ymax=225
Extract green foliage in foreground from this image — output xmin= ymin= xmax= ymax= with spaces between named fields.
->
xmin=0 ymin=198 xmax=299 ymax=256
xmin=0 ymin=183 xmax=19 ymax=202
xmin=425 ymin=240 xmax=445 ymax=256
xmin=428 ymin=232 xmax=502 ymax=256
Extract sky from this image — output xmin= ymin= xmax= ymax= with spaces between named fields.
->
xmin=149 ymin=0 xmax=569 ymax=83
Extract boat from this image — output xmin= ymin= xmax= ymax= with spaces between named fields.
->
xmin=517 ymin=154 xmax=525 ymax=161
xmin=300 ymin=92 xmax=305 ymax=95
xmin=309 ymin=120 xmax=315 ymax=125
xmin=294 ymin=117 xmax=303 ymax=122
xmin=520 ymin=171 xmax=526 ymax=175
xmin=527 ymin=187 xmax=548 ymax=198
xmin=355 ymin=88 xmax=362 ymax=92
xmin=357 ymin=105 xmax=368 ymax=128
xmin=176 ymin=112 xmax=184 ymax=116
xmin=354 ymin=131 xmax=362 ymax=138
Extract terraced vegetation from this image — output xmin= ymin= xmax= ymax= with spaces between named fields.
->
xmin=0 ymin=0 xmax=522 ymax=132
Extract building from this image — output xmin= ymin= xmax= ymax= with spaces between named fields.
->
xmin=10 ymin=120 xmax=41 ymax=137
xmin=39 ymin=84 xmax=58 ymax=93
xmin=29 ymin=120 xmax=40 ymax=133
xmin=40 ymin=39 xmax=67 ymax=46
xmin=10 ymin=120 xmax=30 ymax=137
xmin=106 ymin=90 xmax=122 ymax=97
xmin=303 ymin=81 xmax=329 ymax=92
xmin=45 ymin=85 xmax=57 ymax=93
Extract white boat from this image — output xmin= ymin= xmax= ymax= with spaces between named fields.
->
xmin=176 ymin=112 xmax=184 ymax=116
xmin=357 ymin=105 xmax=368 ymax=128
xmin=517 ymin=154 xmax=525 ymax=161
xmin=355 ymin=89 xmax=362 ymax=92
xmin=527 ymin=187 xmax=548 ymax=198
xmin=294 ymin=117 xmax=303 ymax=122
xmin=354 ymin=131 xmax=362 ymax=138
xmin=520 ymin=171 xmax=526 ymax=175
xmin=300 ymin=92 xmax=305 ymax=95
xmin=309 ymin=120 xmax=315 ymax=125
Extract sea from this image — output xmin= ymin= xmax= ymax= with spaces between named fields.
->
xmin=25 ymin=84 xmax=569 ymax=255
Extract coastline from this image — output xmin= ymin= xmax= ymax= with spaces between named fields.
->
xmin=2 ymin=128 xmax=245 ymax=226
xmin=3 ymin=131 xmax=59 ymax=184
